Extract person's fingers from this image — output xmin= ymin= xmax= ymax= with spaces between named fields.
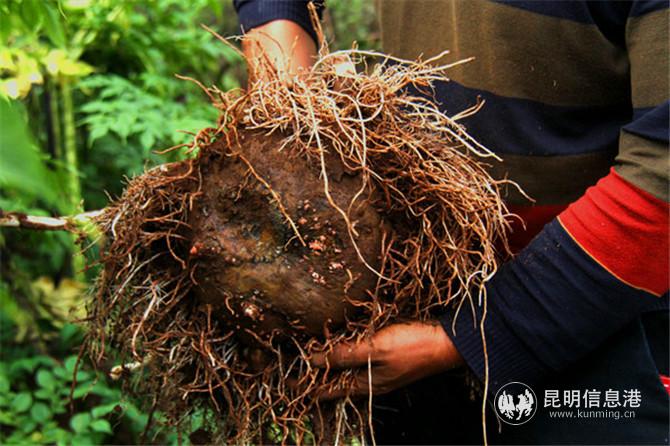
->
xmin=331 ymin=55 xmax=357 ymax=78
xmin=311 ymin=341 xmax=375 ymax=370
xmin=316 ymin=371 xmax=369 ymax=401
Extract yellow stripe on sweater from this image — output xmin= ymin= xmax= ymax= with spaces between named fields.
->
xmin=378 ymin=0 xmax=630 ymax=107
xmin=627 ymin=8 xmax=670 ymax=108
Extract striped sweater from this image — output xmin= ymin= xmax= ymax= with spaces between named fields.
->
xmin=373 ymin=0 xmax=670 ymax=394
xmin=235 ymin=0 xmax=669 ymax=424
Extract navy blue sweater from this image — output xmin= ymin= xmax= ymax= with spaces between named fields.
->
xmin=233 ymin=2 xmax=670 ymax=442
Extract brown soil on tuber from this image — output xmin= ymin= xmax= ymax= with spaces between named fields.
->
xmin=189 ymin=131 xmax=386 ymax=344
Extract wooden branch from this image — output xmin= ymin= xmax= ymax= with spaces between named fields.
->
xmin=0 ymin=209 xmax=104 ymax=231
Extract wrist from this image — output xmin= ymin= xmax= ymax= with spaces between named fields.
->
xmin=242 ymin=19 xmax=317 ymax=82
xmin=434 ymin=323 xmax=465 ymax=371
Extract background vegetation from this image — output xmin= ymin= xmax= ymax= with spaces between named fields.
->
xmin=0 ymin=0 xmax=377 ymax=444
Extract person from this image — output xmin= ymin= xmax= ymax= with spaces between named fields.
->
xmin=233 ymin=1 xmax=669 ymax=444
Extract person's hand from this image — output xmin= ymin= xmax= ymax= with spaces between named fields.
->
xmin=311 ymin=321 xmax=463 ymax=400
xmin=242 ymin=20 xmax=317 ymax=83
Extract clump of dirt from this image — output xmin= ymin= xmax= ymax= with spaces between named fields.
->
xmin=189 ymin=131 xmax=386 ymax=346
xmin=85 ymin=21 xmax=518 ymax=444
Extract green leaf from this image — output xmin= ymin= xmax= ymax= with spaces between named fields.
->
xmin=56 ymin=366 xmax=90 ymax=385
xmin=19 ymin=0 xmax=44 ymax=31
xmin=90 ymin=419 xmax=112 ymax=434
xmin=30 ymin=402 xmax=51 ymax=423
xmin=70 ymin=412 xmax=91 ymax=433
xmin=34 ymin=388 xmax=55 ymax=400
xmin=0 ymin=411 xmax=18 ymax=425
xmin=52 ymin=366 xmax=69 ymax=380
xmin=71 ymin=383 xmax=92 ymax=399
xmin=75 ymin=369 xmax=91 ymax=382
xmin=87 ymin=124 xmax=109 ymax=145
xmin=190 ymin=410 xmax=204 ymax=432
xmin=51 ymin=402 xmax=67 ymax=415
xmin=64 ymin=356 xmax=78 ymax=374
xmin=91 ymin=402 xmax=119 ymax=418
xmin=0 ymin=6 xmax=11 ymax=42
xmin=8 ymin=358 xmax=37 ymax=377
xmin=20 ymin=419 xmax=37 ymax=433
xmin=0 ymin=373 xmax=9 ymax=393
xmin=42 ymin=3 xmax=66 ymax=47
xmin=89 ymin=381 xmax=116 ymax=398
xmin=59 ymin=323 xmax=81 ymax=344
xmin=139 ymin=130 xmax=155 ymax=150
xmin=41 ymin=424 xmax=69 ymax=443
xmin=14 ymin=392 xmax=33 ymax=412
xmin=0 ymin=98 xmax=61 ymax=208
xmin=36 ymin=369 xmax=56 ymax=390
xmin=72 ymin=434 xmax=95 ymax=445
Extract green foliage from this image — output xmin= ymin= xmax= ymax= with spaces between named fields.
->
xmin=81 ymin=75 xmax=211 ymax=146
xmin=0 ymin=97 xmax=63 ymax=209
xmin=1 ymin=0 xmax=241 ymax=209
xmin=78 ymin=73 xmax=217 ymax=185
xmin=0 ymin=1 xmax=243 ymax=443
xmin=327 ymin=0 xmax=381 ymax=51
xmin=0 ymin=318 xmax=156 ymax=445
xmin=1 ymin=0 xmax=377 ymax=442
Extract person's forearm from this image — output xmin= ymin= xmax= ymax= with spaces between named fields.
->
xmin=242 ymin=19 xmax=317 ymax=81
xmin=442 ymin=169 xmax=669 ymax=394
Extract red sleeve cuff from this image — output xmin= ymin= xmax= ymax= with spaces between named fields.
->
xmin=558 ymin=168 xmax=669 ymax=296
